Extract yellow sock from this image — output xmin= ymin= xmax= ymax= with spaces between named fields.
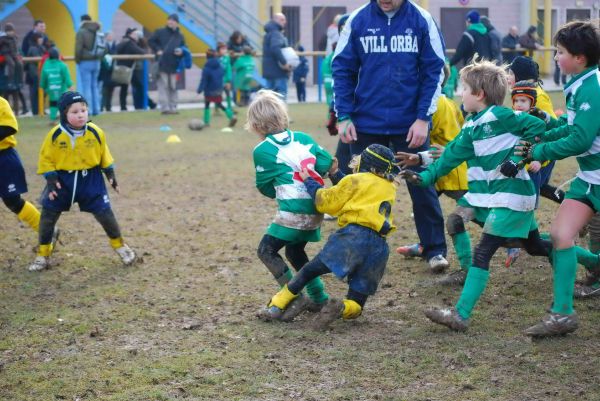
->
xmin=17 ymin=201 xmax=40 ymax=232
xmin=38 ymin=244 xmax=53 ymax=257
xmin=109 ymin=237 xmax=124 ymax=249
xmin=342 ymin=299 xmax=362 ymax=320
xmin=268 ymin=285 xmax=298 ymax=310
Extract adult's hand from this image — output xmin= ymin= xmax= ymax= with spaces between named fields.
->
xmin=339 ymin=119 xmax=357 ymax=144
xmin=406 ymin=119 xmax=429 ymax=149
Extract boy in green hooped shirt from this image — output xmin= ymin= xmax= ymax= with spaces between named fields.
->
xmin=217 ymin=42 xmax=234 ymax=112
xmin=40 ymin=47 xmax=73 ymax=122
xmin=402 ymin=60 xmax=553 ymax=334
xmin=248 ymin=89 xmax=334 ymax=320
xmin=515 ymin=21 xmax=600 ymax=336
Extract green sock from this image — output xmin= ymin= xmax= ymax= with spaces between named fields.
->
xmin=49 ymin=106 xmax=58 ymax=120
xmin=575 ymin=246 xmax=600 ymax=273
xmin=203 ymin=108 xmax=211 ymax=125
xmin=225 ymin=107 xmax=234 ymax=120
xmin=589 ymin=239 xmax=600 ymax=254
xmin=304 ymin=277 xmax=329 ymax=304
xmin=551 ymin=247 xmax=577 ymax=315
xmin=456 ymin=266 xmax=490 ymax=320
xmin=225 ymin=93 xmax=233 ymax=110
xmin=451 ymin=231 xmax=472 ymax=271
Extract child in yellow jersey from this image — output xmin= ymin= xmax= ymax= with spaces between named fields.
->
xmin=258 ymin=144 xmax=398 ymax=329
xmin=395 ymin=64 xmax=468 ymax=260
xmin=0 ymin=96 xmax=51 ymax=242
xmin=29 ymin=91 xmax=136 ymax=272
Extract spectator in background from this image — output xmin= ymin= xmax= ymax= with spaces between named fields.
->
xmin=116 ymin=28 xmax=147 ymax=111
xmin=502 ymin=26 xmax=520 ymax=64
xmin=480 ymin=16 xmax=502 ymax=64
xmin=25 ymin=33 xmax=45 ymax=115
xmin=21 ymin=19 xmax=48 ymax=57
xmin=75 ymin=14 xmax=105 ymax=116
xmin=149 ymin=13 xmax=185 ymax=114
xmin=227 ymin=31 xmax=252 ymax=57
xmin=0 ymin=23 xmax=27 ymax=114
xmin=325 ymin=14 xmax=341 ymax=55
xmin=262 ymin=13 xmax=291 ymax=100
xmin=519 ymin=25 xmax=541 ymax=56
xmin=131 ymin=30 xmax=156 ymax=110
xmin=450 ymin=10 xmax=491 ymax=67
xmin=99 ymin=32 xmax=117 ymax=112
xmin=292 ymin=44 xmax=308 ymax=102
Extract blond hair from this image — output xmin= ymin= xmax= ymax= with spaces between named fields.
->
xmin=245 ymin=90 xmax=289 ymax=135
xmin=460 ymin=60 xmax=508 ymax=106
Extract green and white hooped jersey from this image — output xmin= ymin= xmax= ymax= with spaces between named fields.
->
xmin=253 ymin=130 xmax=333 ymax=242
xmin=421 ymin=105 xmax=545 ymax=212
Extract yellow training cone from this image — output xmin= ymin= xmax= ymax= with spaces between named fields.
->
xmin=166 ymin=134 xmax=182 ymax=143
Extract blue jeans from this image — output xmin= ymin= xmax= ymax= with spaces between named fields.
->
xmin=77 ymin=60 xmax=101 ymax=115
xmin=350 ymin=133 xmax=447 ymax=260
xmin=265 ymin=77 xmax=288 ymax=101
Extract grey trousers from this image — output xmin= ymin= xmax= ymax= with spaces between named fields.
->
xmin=157 ymin=72 xmax=178 ymax=112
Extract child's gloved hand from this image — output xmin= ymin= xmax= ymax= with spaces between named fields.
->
xmin=328 ymin=157 xmax=339 ymax=176
xmin=529 ymin=107 xmax=549 ymax=123
xmin=395 ymin=152 xmax=420 ymax=168
xmin=46 ymin=174 xmax=61 ymax=201
xmin=514 ymin=140 xmax=535 ymax=162
xmin=400 ymin=170 xmax=422 ymax=185
xmin=103 ymin=168 xmax=120 ymax=193
xmin=326 ymin=110 xmax=338 ymax=136
xmin=299 ymin=167 xmax=311 ymax=181
xmin=500 ymin=159 xmax=520 ymax=178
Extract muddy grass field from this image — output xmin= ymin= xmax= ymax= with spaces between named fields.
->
xmin=1 ymin=99 xmax=600 ymax=401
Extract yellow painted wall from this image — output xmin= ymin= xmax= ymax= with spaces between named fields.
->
xmin=121 ymin=0 xmax=210 ymax=67
xmin=26 ymin=0 xmax=77 ymax=84
xmin=87 ymin=0 xmax=99 ymax=21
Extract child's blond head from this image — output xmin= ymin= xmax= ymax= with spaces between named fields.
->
xmin=460 ymin=59 xmax=508 ymax=106
xmin=245 ymin=89 xmax=289 ymax=135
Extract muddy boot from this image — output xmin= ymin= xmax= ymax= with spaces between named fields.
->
xmin=424 ymin=307 xmax=469 ymax=332
xmin=574 ymin=271 xmax=600 ymax=299
xmin=279 ymin=294 xmax=312 ymax=322
xmin=523 ymin=312 xmax=579 ymax=338
xmin=28 ymin=256 xmax=49 ymax=272
xmin=311 ymin=298 xmax=344 ymax=330
xmin=256 ymin=305 xmax=284 ymax=322
xmin=436 ymin=270 xmax=467 ymax=286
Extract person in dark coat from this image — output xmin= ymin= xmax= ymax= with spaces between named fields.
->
xmin=99 ymin=32 xmax=117 ymax=112
xmin=0 ymin=23 xmax=26 ymax=114
xmin=262 ymin=13 xmax=292 ymax=100
xmin=115 ymin=28 xmax=147 ymax=111
xmin=480 ymin=16 xmax=502 ymax=64
xmin=519 ymin=26 xmax=541 ymax=56
xmin=21 ymin=20 xmax=48 ymax=58
xmin=25 ymin=33 xmax=45 ymax=115
xmin=148 ymin=14 xmax=186 ymax=114
xmin=501 ymin=26 xmax=520 ymax=64
xmin=450 ymin=10 xmax=492 ymax=67
xmin=197 ymin=49 xmax=236 ymax=127
xmin=292 ymin=44 xmax=308 ymax=102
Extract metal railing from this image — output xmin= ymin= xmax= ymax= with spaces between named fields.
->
xmin=16 ymin=46 xmax=558 ymax=115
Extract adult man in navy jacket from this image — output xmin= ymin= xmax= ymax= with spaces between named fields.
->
xmin=262 ymin=13 xmax=292 ymax=100
xmin=332 ymin=0 xmax=449 ymax=272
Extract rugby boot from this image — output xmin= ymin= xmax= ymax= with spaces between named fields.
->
xmin=28 ymin=256 xmax=49 ymax=272
xmin=396 ymin=243 xmax=424 ymax=258
xmin=424 ymin=307 xmax=469 ymax=332
xmin=428 ymin=255 xmax=449 ymax=274
xmin=524 ymin=312 xmax=579 ymax=338
xmin=115 ymin=244 xmax=136 ymax=265
xmin=436 ymin=270 xmax=467 ymax=286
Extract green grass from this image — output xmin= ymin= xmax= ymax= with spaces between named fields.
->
xmin=1 ymin=97 xmax=600 ymax=400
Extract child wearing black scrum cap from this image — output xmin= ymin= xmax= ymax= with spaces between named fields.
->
xmin=258 ymin=144 xmax=399 ymax=329
xmin=30 ymin=91 xmax=136 ymax=271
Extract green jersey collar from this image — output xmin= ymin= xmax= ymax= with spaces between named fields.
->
xmin=564 ymin=66 xmax=599 ymax=96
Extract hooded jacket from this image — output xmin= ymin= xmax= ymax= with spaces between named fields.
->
xmin=75 ymin=21 xmax=102 ymax=63
xmin=450 ymin=22 xmax=491 ymax=66
xmin=332 ymin=0 xmax=445 ymax=134
xmin=262 ymin=20 xmax=288 ymax=79
xmin=197 ymin=57 xmax=224 ymax=97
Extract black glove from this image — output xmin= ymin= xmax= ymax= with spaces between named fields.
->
xmin=326 ymin=110 xmax=338 ymax=136
xmin=529 ymin=107 xmax=549 ymax=122
xmin=400 ymin=170 xmax=422 ymax=185
xmin=46 ymin=174 xmax=60 ymax=197
xmin=103 ymin=168 xmax=119 ymax=191
xmin=500 ymin=159 xmax=520 ymax=178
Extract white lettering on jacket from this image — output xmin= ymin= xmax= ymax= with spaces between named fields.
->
xmin=360 ymin=35 xmax=418 ymax=53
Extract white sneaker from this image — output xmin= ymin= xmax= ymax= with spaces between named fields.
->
xmin=428 ymin=254 xmax=449 ymax=274
xmin=115 ymin=244 xmax=136 ymax=265
xmin=28 ymin=256 xmax=49 ymax=272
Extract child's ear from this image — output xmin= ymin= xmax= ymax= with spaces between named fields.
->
xmin=574 ymin=54 xmax=587 ymax=66
xmin=475 ymin=89 xmax=486 ymax=102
